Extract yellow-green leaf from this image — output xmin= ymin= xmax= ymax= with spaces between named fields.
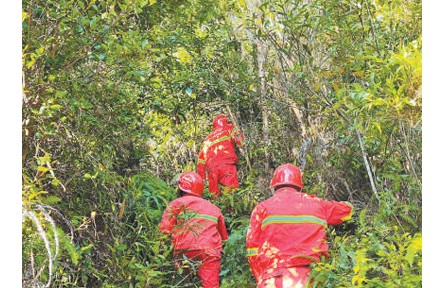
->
xmin=174 ymin=47 xmax=192 ymax=63
xmin=81 ymin=243 xmax=94 ymax=251
xmin=373 ymin=122 xmax=382 ymax=134
xmin=406 ymin=235 xmax=422 ymax=266
xmin=37 ymin=166 xmax=50 ymax=172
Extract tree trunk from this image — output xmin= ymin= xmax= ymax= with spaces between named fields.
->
xmin=257 ymin=38 xmax=271 ymax=172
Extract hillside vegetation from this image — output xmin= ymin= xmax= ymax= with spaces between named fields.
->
xmin=22 ymin=0 xmax=421 ymax=287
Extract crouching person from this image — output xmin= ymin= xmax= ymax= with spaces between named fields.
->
xmin=159 ymin=171 xmax=229 ymax=287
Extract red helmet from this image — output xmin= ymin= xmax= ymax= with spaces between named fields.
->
xmin=177 ymin=171 xmax=204 ymax=197
xmin=269 ymin=163 xmax=303 ymax=190
xmin=212 ymin=115 xmax=229 ymax=129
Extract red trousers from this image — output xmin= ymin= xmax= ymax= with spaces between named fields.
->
xmin=207 ymin=163 xmax=239 ymax=197
xmin=179 ymin=250 xmax=221 ymax=288
xmin=258 ymin=267 xmax=311 ymax=288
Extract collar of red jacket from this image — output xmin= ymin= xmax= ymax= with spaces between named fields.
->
xmin=274 ymin=186 xmax=302 ymax=195
xmin=182 ymin=193 xmax=200 ymax=198
xmin=213 ymin=124 xmax=234 ymax=131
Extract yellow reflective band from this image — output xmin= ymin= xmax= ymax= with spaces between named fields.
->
xmin=341 ymin=202 xmax=354 ymax=221
xmin=246 ymin=247 xmax=258 ymax=257
xmin=205 ymin=135 xmax=231 ymax=148
xmin=290 ymin=254 xmax=318 ymax=262
xmin=193 ymin=213 xmax=218 ymax=223
xmin=197 ymin=158 xmax=206 ymax=164
xmin=261 ymin=215 xmax=327 ymax=229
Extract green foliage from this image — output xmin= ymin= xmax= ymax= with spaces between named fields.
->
xmin=220 ymin=215 xmax=256 ymax=288
xmin=310 ymin=211 xmax=422 ymax=287
xmin=22 ymin=0 xmax=421 ymax=286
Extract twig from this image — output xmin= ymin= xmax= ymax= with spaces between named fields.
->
xmin=225 ymin=105 xmax=252 ymax=170
xmin=355 ymin=128 xmax=380 ymax=204
xmin=363 ymin=0 xmax=382 ymax=58
xmin=398 ymin=121 xmax=421 ymax=186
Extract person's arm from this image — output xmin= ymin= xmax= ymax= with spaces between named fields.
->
xmin=218 ymin=213 xmax=229 ymax=241
xmin=323 ymin=199 xmax=353 ymax=225
xmin=159 ymin=203 xmax=178 ymax=235
xmin=246 ymin=204 xmax=264 ymax=281
xmin=230 ymin=126 xmax=245 ymax=148
xmin=197 ymin=148 xmax=207 ymax=180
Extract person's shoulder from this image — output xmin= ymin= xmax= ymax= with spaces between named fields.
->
xmin=200 ymin=198 xmax=223 ymax=212
xmin=302 ymin=193 xmax=324 ymax=202
xmin=252 ymin=199 xmax=269 ymax=211
xmin=167 ymin=197 xmax=181 ymax=206
xmin=305 ymin=193 xmax=318 ymax=199
xmin=194 ymin=201 xmax=221 ymax=217
xmin=194 ymin=196 xmax=212 ymax=205
xmin=204 ymin=198 xmax=219 ymax=208
xmin=203 ymin=133 xmax=213 ymax=141
xmin=204 ymin=130 xmax=221 ymax=141
xmin=170 ymin=196 xmax=192 ymax=205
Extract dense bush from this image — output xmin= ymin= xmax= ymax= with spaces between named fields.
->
xmin=22 ymin=0 xmax=421 ymax=286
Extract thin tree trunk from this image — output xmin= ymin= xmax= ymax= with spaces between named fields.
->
xmin=356 ymin=128 xmax=380 ymax=204
xmin=257 ymin=38 xmax=271 ymax=172
xmin=398 ymin=121 xmax=421 ymax=186
xmin=225 ymin=105 xmax=252 ymax=170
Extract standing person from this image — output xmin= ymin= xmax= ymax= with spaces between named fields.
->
xmin=246 ymin=164 xmax=353 ymax=287
xmin=159 ymin=171 xmax=229 ymax=288
xmin=197 ymin=114 xmax=245 ymax=198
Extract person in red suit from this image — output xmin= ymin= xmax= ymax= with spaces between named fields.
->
xmin=246 ymin=164 xmax=353 ymax=287
xmin=197 ymin=114 xmax=245 ymax=198
xmin=159 ymin=171 xmax=229 ymax=288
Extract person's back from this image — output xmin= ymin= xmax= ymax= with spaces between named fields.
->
xmin=160 ymin=194 xmax=227 ymax=256
xmin=246 ymin=164 xmax=353 ymax=287
xmin=197 ymin=115 xmax=244 ymax=197
xmin=248 ymin=187 xmax=352 ymax=272
xmin=201 ymin=125 xmax=238 ymax=165
xmin=159 ymin=171 xmax=228 ymax=288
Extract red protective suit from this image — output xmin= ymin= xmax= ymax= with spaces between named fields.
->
xmin=246 ymin=187 xmax=353 ymax=287
xmin=197 ymin=123 xmax=244 ymax=197
xmin=159 ymin=194 xmax=229 ymax=288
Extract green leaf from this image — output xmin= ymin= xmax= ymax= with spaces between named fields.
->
xmin=81 ymin=243 xmax=94 ymax=251
xmin=174 ymin=47 xmax=192 ymax=63
xmin=42 ymin=195 xmax=62 ymax=205
xmin=37 ymin=166 xmax=49 ymax=172
xmin=405 ymin=235 xmax=421 ymax=266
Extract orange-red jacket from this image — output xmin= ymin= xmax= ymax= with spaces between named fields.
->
xmin=159 ymin=194 xmax=229 ymax=257
xmin=197 ymin=124 xmax=244 ymax=180
xmin=246 ymin=187 xmax=353 ymax=281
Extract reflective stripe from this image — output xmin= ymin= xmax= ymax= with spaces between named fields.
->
xmin=341 ymin=202 xmax=353 ymax=221
xmin=193 ymin=213 xmax=218 ymax=223
xmin=246 ymin=247 xmax=258 ymax=257
xmin=290 ymin=254 xmax=318 ymax=262
xmin=204 ymin=135 xmax=232 ymax=148
xmin=197 ymin=158 xmax=206 ymax=165
xmin=261 ymin=215 xmax=327 ymax=229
